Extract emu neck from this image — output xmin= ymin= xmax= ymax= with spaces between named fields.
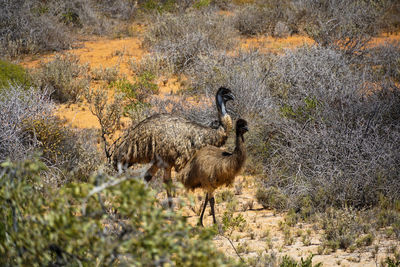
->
xmin=233 ymin=132 xmax=246 ymax=168
xmin=216 ymin=94 xmax=228 ymax=124
xmin=219 ymin=114 xmax=232 ymax=134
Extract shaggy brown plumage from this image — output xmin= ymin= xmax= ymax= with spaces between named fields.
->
xmin=112 ymin=87 xmax=234 ymax=206
xmin=177 ymin=118 xmax=248 ymax=226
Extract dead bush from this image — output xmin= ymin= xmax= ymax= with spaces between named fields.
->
xmin=32 ymin=54 xmax=90 ymax=103
xmin=129 ymin=53 xmax=175 ymax=77
xmin=0 ymin=0 xmax=72 ymax=58
xmin=184 ymin=42 xmax=400 ymax=210
xmin=303 ymin=0 xmax=387 ymax=55
xmin=143 ymin=10 xmax=237 ymax=73
xmin=361 ymin=41 xmax=400 ymax=82
xmin=0 ymin=85 xmax=53 ymax=162
xmin=0 ymin=84 xmax=99 ymax=183
xmin=274 ymin=21 xmax=290 ymax=38
xmin=94 ymin=0 xmax=138 ymax=21
xmin=258 ymin=45 xmax=400 ymax=209
xmin=91 ymin=65 xmax=120 ymax=84
xmin=22 ymin=117 xmax=101 ymax=184
xmin=233 ymin=4 xmax=269 ymax=36
xmin=189 ymin=50 xmax=273 ymax=117
xmin=232 ymin=1 xmax=306 ymax=36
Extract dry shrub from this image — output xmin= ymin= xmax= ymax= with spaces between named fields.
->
xmin=94 ymin=0 xmax=138 ymax=21
xmin=361 ymin=41 xmax=400 ymax=82
xmin=381 ymin=1 xmax=400 ymax=33
xmin=233 ymin=4 xmax=269 ymax=36
xmin=46 ymin=0 xmax=110 ymax=34
xmin=22 ymin=117 xmax=101 ymax=184
xmin=274 ymin=21 xmax=290 ymax=38
xmin=32 ymin=54 xmax=90 ymax=103
xmin=0 ymin=0 xmax=71 ymax=58
xmin=259 ymin=45 xmax=400 ymax=209
xmin=0 ymin=86 xmax=53 ymax=162
xmin=91 ymin=64 xmax=120 ymax=84
xmin=302 ymin=0 xmax=386 ymax=55
xmin=232 ymin=0 xmax=307 ymax=37
xmin=129 ymin=53 xmax=175 ymax=77
xmin=143 ymin=10 xmax=237 ymax=73
xmin=0 ymin=85 xmax=100 ymax=183
xmin=189 ymin=50 xmax=273 ymax=117
xmin=0 ymin=0 xmax=112 ymax=58
xmin=181 ymin=43 xmax=400 ymax=210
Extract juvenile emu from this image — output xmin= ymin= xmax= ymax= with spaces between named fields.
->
xmin=112 ymin=87 xmax=234 ymax=205
xmin=177 ymin=118 xmax=248 ymax=226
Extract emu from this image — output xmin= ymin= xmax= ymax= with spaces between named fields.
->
xmin=112 ymin=87 xmax=234 ymax=206
xmin=177 ymin=118 xmax=248 ymax=226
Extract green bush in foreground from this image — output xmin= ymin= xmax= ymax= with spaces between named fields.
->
xmin=0 ymin=159 xmax=239 ymax=266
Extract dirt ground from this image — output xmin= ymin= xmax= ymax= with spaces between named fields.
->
xmin=171 ymin=176 xmax=399 ymax=266
xmin=19 ymin=29 xmax=400 ymax=266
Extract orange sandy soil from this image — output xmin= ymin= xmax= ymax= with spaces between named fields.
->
xmin=20 ymin=31 xmax=400 ymax=266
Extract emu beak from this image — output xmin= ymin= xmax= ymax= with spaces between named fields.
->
xmin=224 ymin=92 xmax=235 ymax=102
xmin=243 ymin=125 xmax=249 ymax=132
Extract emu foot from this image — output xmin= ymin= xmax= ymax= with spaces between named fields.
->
xmin=197 ymin=220 xmax=204 ymax=227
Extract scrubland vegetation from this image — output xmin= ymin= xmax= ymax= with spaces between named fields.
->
xmin=1 ymin=0 xmax=400 ymax=266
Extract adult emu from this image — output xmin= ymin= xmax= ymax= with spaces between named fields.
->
xmin=112 ymin=87 xmax=234 ymax=206
xmin=177 ymin=118 xmax=248 ymax=226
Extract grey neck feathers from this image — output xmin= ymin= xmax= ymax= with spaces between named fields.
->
xmin=216 ymin=93 xmax=227 ymax=122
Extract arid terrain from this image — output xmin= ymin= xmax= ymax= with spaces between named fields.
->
xmin=2 ymin=1 xmax=400 ymax=266
xmin=18 ymin=29 xmax=400 ymax=266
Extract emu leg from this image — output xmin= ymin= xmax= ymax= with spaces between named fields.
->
xmin=163 ymin=167 xmax=173 ymax=208
xmin=144 ymin=163 xmax=159 ymax=182
xmin=209 ymin=195 xmax=217 ymax=224
xmin=199 ymin=193 xmax=209 ymax=227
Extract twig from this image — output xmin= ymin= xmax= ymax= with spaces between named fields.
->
xmin=218 ymin=234 xmax=245 ymax=263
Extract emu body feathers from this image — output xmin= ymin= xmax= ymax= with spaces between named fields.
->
xmin=113 ymin=113 xmax=232 ymax=172
xmin=112 ymin=87 xmax=234 ymax=207
xmin=177 ymin=119 xmax=248 ymax=226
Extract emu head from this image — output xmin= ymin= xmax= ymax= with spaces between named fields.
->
xmin=236 ymin=118 xmax=249 ymax=136
xmin=216 ymin=87 xmax=234 ymax=116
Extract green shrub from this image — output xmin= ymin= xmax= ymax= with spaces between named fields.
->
xmin=320 ymin=207 xmax=372 ymax=251
xmin=32 ymin=54 xmax=90 ymax=103
xmin=91 ymin=64 xmax=120 ymax=84
xmin=113 ymin=72 xmax=158 ymax=106
xmin=280 ymin=254 xmax=322 ymax=267
xmin=385 ymin=256 xmax=400 ymax=267
xmin=0 ymin=159 xmax=240 ymax=266
xmin=0 ymin=60 xmax=31 ymax=89
xmin=256 ymin=186 xmax=288 ymax=211
xmin=216 ymin=189 xmax=235 ymax=203
xmin=140 ymin=0 xmax=177 ymax=13
xmin=221 ymin=210 xmax=247 ymax=236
